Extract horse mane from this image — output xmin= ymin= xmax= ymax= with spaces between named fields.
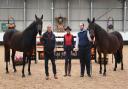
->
xmin=94 ymin=23 xmax=109 ymax=37
xmin=23 ymin=21 xmax=37 ymax=34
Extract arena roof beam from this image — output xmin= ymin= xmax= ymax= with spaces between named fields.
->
xmin=51 ymin=0 xmax=54 ymax=31
xmin=67 ymin=0 xmax=70 ymax=26
xmin=23 ymin=0 xmax=26 ymax=29
xmin=90 ymin=0 xmax=93 ymax=20
xmin=122 ymin=0 xmax=127 ymax=32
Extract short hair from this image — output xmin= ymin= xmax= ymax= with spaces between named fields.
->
xmin=47 ymin=24 xmax=52 ymax=28
xmin=80 ymin=23 xmax=84 ymax=26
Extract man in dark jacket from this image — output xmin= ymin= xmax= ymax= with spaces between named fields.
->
xmin=75 ymin=23 xmax=92 ymax=77
xmin=41 ymin=25 xmax=58 ymax=80
xmin=63 ymin=26 xmax=74 ymax=77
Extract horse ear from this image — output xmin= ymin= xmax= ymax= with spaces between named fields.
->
xmin=92 ymin=18 xmax=95 ymax=23
xmin=87 ymin=18 xmax=91 ymax=23
xmin=41 ymin=14 xmax=43 ymax=19
xmin=35 ymin=14 xmax=38 ymax=20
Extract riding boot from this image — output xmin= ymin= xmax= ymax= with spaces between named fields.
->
xmin=64 ymin=61 xmax=68 ymax=77
xmin=68 ymin=61 xmax=71 ymax=76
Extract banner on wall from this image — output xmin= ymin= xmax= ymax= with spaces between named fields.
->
xmin=55 ymin=16 xmax=66 ymax=32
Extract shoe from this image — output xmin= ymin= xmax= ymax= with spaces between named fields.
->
xmin=64 ymin=74 xmax=67 ymax=77
xmin=87 ymin=74 xmax=91 ymax=77
xmin=46 ymin=76 xmax=49 ymax=80
xmin=68 ymin=74 xmax=71 ymax=77
xmin=54 ymin=75 xmax=58 ymax=79
xmin=80 ymin=75 xmax=84 ymax=77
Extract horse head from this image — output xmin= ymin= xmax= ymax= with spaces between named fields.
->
xmin=87 ymin=18 xmax=95 ymax=40
xmin=35 ymin=14 xmax=43 ymax=36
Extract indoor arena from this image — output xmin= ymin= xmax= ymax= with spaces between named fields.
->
xmin=0 ymin=0 xmax=128 ymax=89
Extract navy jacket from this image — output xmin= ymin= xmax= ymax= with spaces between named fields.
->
xmin=41 ymin=31 xmax=56 ymax=52
xmin=78 ymin=30 xmax=90 ymax=47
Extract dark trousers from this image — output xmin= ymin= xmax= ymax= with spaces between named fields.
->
xmin=44 ymin=51 xmax=56 ymax=76
xmin=79 ymin=46 xmax=91 ymax=75
xmin=65 ymin=50 xmax=72 ymax=75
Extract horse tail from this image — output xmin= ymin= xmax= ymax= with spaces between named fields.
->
xmin=114 ymin=50 xmax=122 ymax=64
xmin=112 ymin=31 xmax=123 ymax=64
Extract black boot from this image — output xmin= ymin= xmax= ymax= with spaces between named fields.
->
xmin=64 ymin=61 xmax=68 ymax=77
xmin=68 ymin=61 xmax=71 ymax=76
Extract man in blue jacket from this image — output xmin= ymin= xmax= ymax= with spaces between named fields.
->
xmin=75 ymin=23 xmax=92 ymax=77
xmin=41 ymin=25 xmax=58 ymax=80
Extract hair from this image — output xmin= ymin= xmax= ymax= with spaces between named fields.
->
xmin=80 ymin=23 xmax=84 ymax=27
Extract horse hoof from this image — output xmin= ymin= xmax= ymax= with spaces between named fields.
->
xmin=99 ymin=71 xmax=102 ymax=74
xmin=113 ymin=68 xmax=116 ymax=71
xmin=22 ymin=74 xmax=25 ymax=78
xmin=14 ymin=69 xmax=17 ymax=72
xmin=6 ymin=71 xmax=9 ymax=74
xmin=28 ymin=72 xmax=32 ymax=75
xmin=35 ymin=61 xmax=37 ymax=64
xmin=103 ymin=73 xmax=106 ymax=76
xmin=121 ymin=68 xmax=124 ymax=70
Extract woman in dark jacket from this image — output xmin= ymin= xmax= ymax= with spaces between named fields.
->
xmin=63 ymin=26 xmax=74 ymax=77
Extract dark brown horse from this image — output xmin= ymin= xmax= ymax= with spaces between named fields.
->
xmin=3 ymin=15 xmax=43 ymax=77
xmin=87 ymin=18 xmax=123 ymax=76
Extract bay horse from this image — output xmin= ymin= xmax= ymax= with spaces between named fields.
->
xmin=87 ymin=18 xmax=123 ymax=76
xmin=3 ymin=14 xmax=43 ymax=77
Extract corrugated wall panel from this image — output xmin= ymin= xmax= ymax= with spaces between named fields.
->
xmin=0 ymin=0 xmax=127 ymax=32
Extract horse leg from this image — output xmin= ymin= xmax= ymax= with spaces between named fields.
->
xmin=22 ymin=53 xmax=26 ymax=77
xmin=33 ymin=47 xmax=37 ymax=64
xmin=6 ymin=62 xmax=9 ymax=73
xmin=120 ymin=50 xmax=123 ymax=70
xmin=11 ymin=50 xmax=17 ymax=72
xmin=98 ymin=52 xmax=102 ymax=74
xmin=94 ymin=47 xmax=97 ymax=63
xmin=103 ymin=54 xmax=107 ymax=76
xmin=28 ymin=56 xmax=32 ymax=75
xmin=35 ymin=58 xmax=37 ymax=64
xmin=114 ymin=53 xmax=117 ymax=71
xmin=4 ymin=46 xmax=10 ymax=73
xmin=33 ymin=54 xmax=37 ymax=64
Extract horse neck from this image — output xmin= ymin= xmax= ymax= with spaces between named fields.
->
xmin=23 ymin=21 xmax=38 ymax=37
xmin=94 ymin=24 xmax=109 ymax=42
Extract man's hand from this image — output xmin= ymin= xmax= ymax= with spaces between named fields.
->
xmin=64 ymin=51 xmax=66 ymax=56
xmin=74 ymin=48 xmax=78 ymax=55
xmin=71 ymin=51 xmax=73 ymax=55
xmin=74 ymin=48 xmax=79 ymax=52
xmin=54 ymin=48 xmax=56 ymax=52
